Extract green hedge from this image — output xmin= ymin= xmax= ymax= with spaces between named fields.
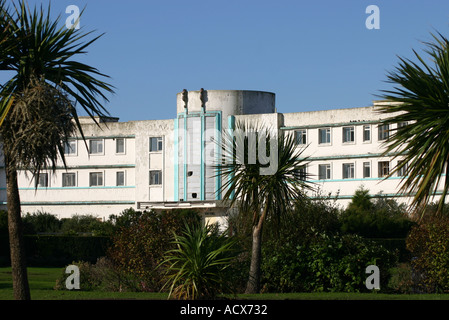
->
xmin=0 ymin=235 xmax=111 ymax=267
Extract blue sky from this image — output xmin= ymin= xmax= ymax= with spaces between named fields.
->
xmin=3 ymin=0 xmax=449 ymax=122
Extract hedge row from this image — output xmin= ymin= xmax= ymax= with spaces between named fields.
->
xmin=0 ymin=235 xmax=111 ymax=267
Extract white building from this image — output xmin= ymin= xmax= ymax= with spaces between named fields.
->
xmin=0 ymin=89 xmax=439 ymax=222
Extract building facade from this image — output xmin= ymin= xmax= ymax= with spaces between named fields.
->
xmin=0 ymin=90 xmax=438 ymax=222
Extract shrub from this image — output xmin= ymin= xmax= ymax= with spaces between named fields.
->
xmin=161 ymin=223 xmax=238 ymax=300
xmin=387 ymin=263 xmax=414 ymax=294
xmin=406 ymin=216 xmax=449 ymax=293
xmin=108 ymin=209 xmax=201 ymax=292
xmin=262 ymin=232 xmax=398 ymax=293
xmin=340 ymin=187 xmax=415 ymax=238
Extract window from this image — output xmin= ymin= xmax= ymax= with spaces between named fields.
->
xmin=295 ymin=130 xmax=307 ymax=145
xmin=363 ymin=162 xmax=371 ymax=178
xmin=318 ymin=128 xmax=331 ymax=144
xmin=149 ymin=170 xmax=162 ymax=185
xmin=89 ymin=172 xmax=104 ymax=187
xmin=89 ymin=139 xmax=104 ymax=154
xmin=342 ymin=163 xmax=355 ymax=179
xmin=397 ymin=160 xmax=407 ymax=177
xmin=398 ymin=122 xmax=408 ymax=129
xmin=378 ymin=161 xmax=390 ymax=178
xmin=116 ymin=171 xmax=125 ymax=186
xmin=62 ymin=173 xmax=76 ymax=187
xmin=150 ymin=137 xmax=163 ymax=152
xmin=116 ymin=138 xmax=125 ymax=154
xmin=342 ymin=127 xmax=355 ymax=143
xmin=36 ymin=173 xmax=48 ymax=188
xmin=64 ymin=140 xmax=77 ymax=155
xmin=294 ymin=165 xmax=307 ymax=181
xmin=363 ymin=125 xmax=371 ymax=142
xmin=318 ymin=164 xmax=331 ymax=180
xmin=378 ymin=124 xmax=389 ymax=141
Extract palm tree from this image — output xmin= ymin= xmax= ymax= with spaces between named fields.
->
xmin=377 ymin=31 xmax=449 ymax=217
xmin=0 ymin=1 xmax=114 ymax=299
xmin=216 ymin=121 xmax=312 ymax=293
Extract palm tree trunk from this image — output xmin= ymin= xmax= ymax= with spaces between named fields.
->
xmin=245 ymin=205 xmax=269 ymax=294
xmin=5 ymin=159 xmax=31 ymax=300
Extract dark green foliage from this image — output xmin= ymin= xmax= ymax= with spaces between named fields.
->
xmin=108 ymin=209 xmax=201 ymax=292
xmin=161 ymin=223 xmax=239 ymax=300
xmin=340 ymin=187 xmax=415 ymax=238
xmin=262 ymin=232 xmax=397 ymax=293
xmin=22 ymin=211 xmax=61 ymax=234
xmin=0 ymin=234 xmax=111 ymax=267
xmin=406 ymin=215 xmax=449 ymax=293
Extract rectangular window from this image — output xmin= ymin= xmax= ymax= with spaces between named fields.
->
xmin=36 ymin=173 xmax=49 ymax=188
xmin=318 ymin=164 xmax=331 ymax=180
xmin=64 ymin=140 xmax=77 ymax=155
xmin=89 ymin=139 xmax=104 ymax=154
xmin=62 ymin=173 xmax=76 ymax=187
xmin=149 ymin=170 xmax=162 ymax=185
xmin=295 ymin=165 xmax=307 ymax=181
xmin=116 ymin=171 xmax=125 ymax=186
xmin=342 ymin=163 xmax=355 ymax=179
xmin=295 ymin=130 xmax=307 ymax=145
xmin=89 ymin=172 xmax=104 ymax=187
xmin=378 ymin=124 xmax=389 ymax=141
xmin=363 ymin=162 xmax=371 ymax=178
xmin=318 ymin=128 xmax=331 ymax=144
xmin=363 ymin=125 xmax=371 ymax=142
xmin=397 ymin=160 xmax=407 ymax=177
xmin=378 ymin=161 xmax=390 ymax=178
xmin=342 ymin=127 xmax=355 ymax=143
xmin=150 ymin=137 xmax=163 ymax=152
xmin=116 ymin=138 xmax=125 ymax=154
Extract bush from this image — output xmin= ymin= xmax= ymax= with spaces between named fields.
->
xmin=340 ymin=187 xmax=415 ymax=238
xmin=262 ymin=232 xmax=398 ymax=293
xmin=55 ymin=257 xmax=131 ymax=292
xmin=108 ymin=209 xmax=201 ymax=292
xmin=406 ymin=216 xmax=449 ymax=293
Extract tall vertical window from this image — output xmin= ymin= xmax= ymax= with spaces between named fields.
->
xmin=318 ymin=128 xmax=331 ymax=144
xmin=64 ymin=140 xmax=77 ymax=155
xmin=89 ymin=172 xmax=104 ymax=186
xmin=62 ymin=173 xmax=76 ymax=187
xmin=295 ymin=129 xmax=307 ymax=145
xmin=150 ymin=137 xmax=163 ymax=152
xmin=116 ymin=171 xmax=125 ymax=186
xmin=116 ymin=138 xmax=125 ymax=154
xmin=342 ymin=163 xmax=355 ymax=179
xmin=363 ymin=125 xmax=371 ymax=142
xmin=318 ymin=164 xmax=331 ymax=180
xmin=149 ymin=170 xmax=162 ymax=185
xmin=89 ymin=139 xmax=104 ymax=154
xmin=363 ymin=162 xmax=371 ymax=178
xmin=36 ymin=173 xmax=49 ymax=188
xmin=342 ymin=127 xmax=355 ymax=143
xmin=378 ymin=124 xmax=389 ymax=141
xmin=378 ymin=161 xmax=390 ymax=177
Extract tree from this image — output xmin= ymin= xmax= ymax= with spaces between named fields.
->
xmin=0 ymin=1 xmax=114 ymax=299
xmin=377 ymin=31 xmax=449 ymax=217
xmin=216 ymin=121 xmax=312 ymax=293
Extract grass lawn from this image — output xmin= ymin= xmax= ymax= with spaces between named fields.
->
xmin=1 ymin=267 xmax=449 ymax=300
